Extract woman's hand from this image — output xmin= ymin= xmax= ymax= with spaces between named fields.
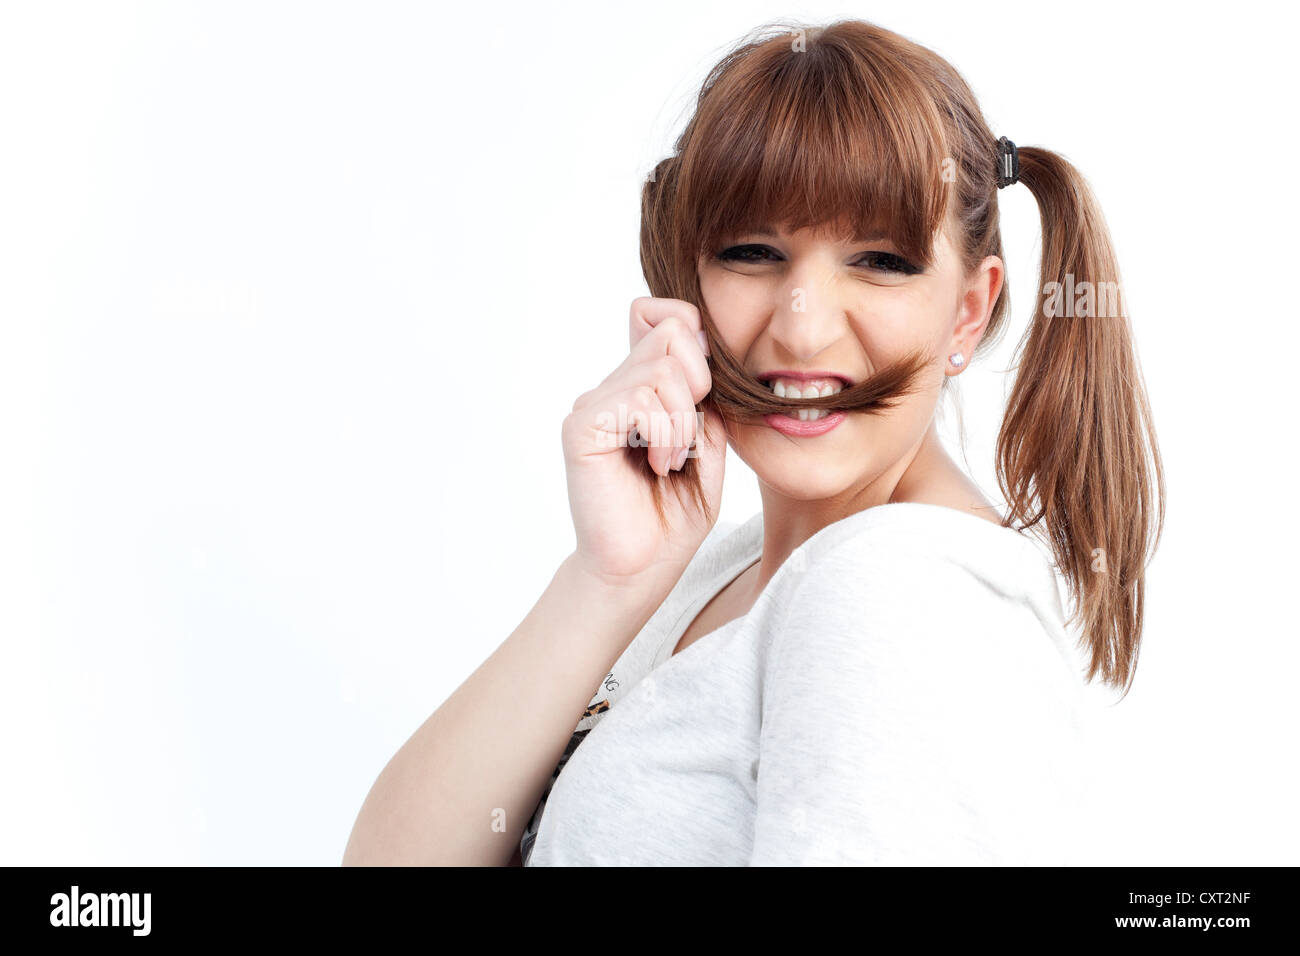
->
xmin=561 ymin=296 xmax=726 ymax=597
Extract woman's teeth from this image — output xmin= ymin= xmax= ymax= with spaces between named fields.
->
xmin=767 ymin=378 xmax=843 ymax=421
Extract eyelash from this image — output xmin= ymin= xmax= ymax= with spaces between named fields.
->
xmin=716 ymin=244 xmax=922 ymax=276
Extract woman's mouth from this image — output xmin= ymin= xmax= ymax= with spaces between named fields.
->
xmin=759 ymin=374 xmax=848 ymax=435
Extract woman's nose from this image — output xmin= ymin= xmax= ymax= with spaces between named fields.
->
xmin=766 ymin=273 xmax=847 ymax=360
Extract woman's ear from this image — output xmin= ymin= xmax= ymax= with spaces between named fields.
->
xmin=947 ymin=255 xmax=1003 ymax=374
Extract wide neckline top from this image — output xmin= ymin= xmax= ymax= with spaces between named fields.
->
xmin=650 ymin=501 xmax=1067 ymax=671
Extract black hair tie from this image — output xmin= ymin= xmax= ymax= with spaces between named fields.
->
xmin=996 ymin=136 xmax=1020 ymax=188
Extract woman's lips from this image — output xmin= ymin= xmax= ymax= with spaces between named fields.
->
xmin=762 ymin=410 xmax=847 ymax=437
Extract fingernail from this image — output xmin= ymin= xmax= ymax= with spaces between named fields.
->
xmin=696 ymin=330 xmax=710 ymax=357
xmin=673 ymin=447 xmax=689 ymax=470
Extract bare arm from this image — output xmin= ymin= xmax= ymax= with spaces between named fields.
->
xmin=343 ymin=297 xmax=720 ymax=866
xmin=342 ymin=552 xmax=665 ymax=866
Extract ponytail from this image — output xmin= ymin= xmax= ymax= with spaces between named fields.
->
xmin=997 ymin=147 xmax=1166 ymax=695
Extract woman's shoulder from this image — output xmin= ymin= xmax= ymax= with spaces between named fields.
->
xmin=783 ymin=502 xmax=1065 ymax=616
xmin=792 ymin=501 xmax=1052 ymax=576
xmin=751 ymin=503 xmax=1096 ymax=865
xmin=761 ymin=502 xmax=1087 ymax=696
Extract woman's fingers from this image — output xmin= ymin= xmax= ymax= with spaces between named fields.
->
xmin=637 ymin=359 xmax=698 ymax=461
xmin=629 ymin=296 xmax=702 ymax=351
xmin=635 ymin=314 xmax=711 ymax=405
xmin=582 ymin=313 xmax=710 ymax=408
xmin=630 ymin=298 xmax=711 ymax=396
xmin=572 ymin=383 xmax=683 ymax=476
xmin=567 ymin=297 xmax=713 ymax=477
xmin=588 ymin=355 xmax=698 ymax=445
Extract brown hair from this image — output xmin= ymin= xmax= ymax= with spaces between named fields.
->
xmin=636 ymin=19 xmax=1164 ymax=693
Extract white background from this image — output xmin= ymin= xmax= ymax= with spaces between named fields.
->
xmin=2 ymin=0 xmax=1295 ymax=865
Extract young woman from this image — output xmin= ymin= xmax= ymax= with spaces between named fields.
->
xmin=343 ymin=18 xmax=1164 ymax=867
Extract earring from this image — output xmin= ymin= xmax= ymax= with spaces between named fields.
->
xmin=948 ymin=352 xmax=965 ymax=368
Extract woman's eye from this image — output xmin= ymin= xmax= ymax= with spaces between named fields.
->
xmin=717 ymin=244 xmax=920 ymax=275
xmin=856 ymin=252 xmax=922 ymax=275
xmin=717 ymin=244 xmax=779 ymax=263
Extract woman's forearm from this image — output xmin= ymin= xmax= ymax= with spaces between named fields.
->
xmin=342 ymin=552 xmax=664 ymax=866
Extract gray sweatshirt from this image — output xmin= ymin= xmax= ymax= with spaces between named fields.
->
xmin=521 ymin=502 xmax=1098 ymax=866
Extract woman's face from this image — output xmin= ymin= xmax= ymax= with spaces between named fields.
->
xmin=696 ymin=218 xmax=1002 ymax=503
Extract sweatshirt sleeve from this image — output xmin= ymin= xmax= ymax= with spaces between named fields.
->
xmin=749 ymin=539 xmax=1084 ymax=866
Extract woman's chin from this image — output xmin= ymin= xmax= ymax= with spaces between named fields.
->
xmin=762 ymin=478 xmax=856 ymax=502
xmin=737 ymin=449 xmax=860 ymax=501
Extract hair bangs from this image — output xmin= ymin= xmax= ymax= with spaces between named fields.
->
xmin=672 ymin=30 xmax=954 ymax=270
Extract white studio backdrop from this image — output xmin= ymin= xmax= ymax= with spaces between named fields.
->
xmin=1 ymin=0 xmax=1295 ymax=865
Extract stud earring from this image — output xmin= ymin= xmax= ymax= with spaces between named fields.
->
xmin=948 ymin=352 xmax=965 ymax=368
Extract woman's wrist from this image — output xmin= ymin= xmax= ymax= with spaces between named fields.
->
xmin=552 ymin=551 xmax=674 ymax=641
